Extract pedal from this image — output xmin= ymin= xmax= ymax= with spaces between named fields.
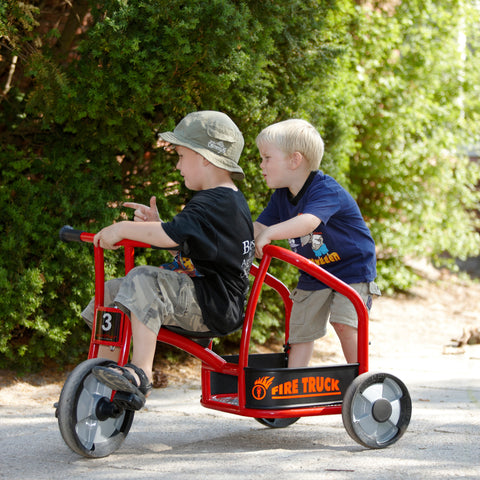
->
xmin=113 ymin=391 xmax=145 ymax=411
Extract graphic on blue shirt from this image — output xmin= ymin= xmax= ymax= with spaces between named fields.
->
xmin=288 ymin=232 xmax=330 ymax=257
xmin=301 ymin=232 xmax=329 ymax=257
xmin=289 ymin=230 xmax=338 ymax=264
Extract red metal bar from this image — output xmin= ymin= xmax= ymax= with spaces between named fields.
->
xmin=93 ymin=245 xmax=105 ymax=309
xmin=157 ymin=329 xmax=237 ymax=374
xmin=88 ymin=245 xmax=105 ymax=359
xmin=249 ymin=263 xmax=293 ymax=344
xmin=71 ymin=228 xmax=369 ymax=420
xmin=124 ymin=245 xmax=136 ymax=274
xmin=86 ymin=236 xmax=139 ymax=360
xmin=200 ymin=397 xmax=343 ymax=418
xmin=117 ymin=321 xmax=132 ymax=365
xmin=259 ymin=245 xmax=369 ymax=374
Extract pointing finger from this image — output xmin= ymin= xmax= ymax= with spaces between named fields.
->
xmin=123 ymin=202 xmax=143 ymax=210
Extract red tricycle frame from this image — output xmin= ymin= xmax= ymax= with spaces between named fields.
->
xmin=56 ymin=226 xmax=411 ymax=457
xmin=82 ymin=232 xmax=369 ymax=419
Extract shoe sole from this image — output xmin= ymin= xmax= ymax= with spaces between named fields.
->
xmin=92 ymin=367 xmax=146 ymax=402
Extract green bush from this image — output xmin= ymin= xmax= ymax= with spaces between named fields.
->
xmin=345 ymin=0 xmax=480 ymax=291
xmin=1 ymin=0 xmax=479 ymax=371
xmin=0 ymin=0 xmax=345 ymax=370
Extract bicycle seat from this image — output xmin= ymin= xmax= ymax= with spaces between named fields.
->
xmin=162 ymin=323 xmax=243 ymax=347
xmin=161 ymin=325 xmax=213 ymax=347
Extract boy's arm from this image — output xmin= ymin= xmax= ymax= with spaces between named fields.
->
xmin=254 ymin=214 xmax=320 ymax=258
xmin=253 ymin=221 xmax=267 ymax=238
xmin=94 ymin=221 xmax=178 ymax=250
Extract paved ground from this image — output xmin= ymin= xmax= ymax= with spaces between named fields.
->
xmin=1 ymin=343 xmax=479 ymax=479
xmin=1 ymin=274 xmax=479 ymax=479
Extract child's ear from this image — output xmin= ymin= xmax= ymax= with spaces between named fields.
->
xmin=290 ymin=152 xmax=304 ymax=170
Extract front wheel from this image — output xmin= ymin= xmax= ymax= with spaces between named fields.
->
xmin=342 ymin=372 xmax=411 ymax=449
xmin=56 ymin=358 xmax=135 ymax=458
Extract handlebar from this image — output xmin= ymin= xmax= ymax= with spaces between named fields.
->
xmin=59 ymin=225 xmax=92 ymax=243
xmin=59 ymin=225 xmax=156 ymax=249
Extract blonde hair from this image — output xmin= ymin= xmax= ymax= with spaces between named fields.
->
xmin=256 ymin=119 xmax=324 ymax=170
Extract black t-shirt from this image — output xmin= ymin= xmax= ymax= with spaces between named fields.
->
xmin=162 ymin=187 xmax=254 ymax=335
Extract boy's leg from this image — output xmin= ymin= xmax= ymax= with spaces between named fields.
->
xmin=81 ymin=277 xmax=124 ymax=326
xmin=95 ymin=266 xmax=206 ymax=394
xmin=288 ymin=288 xmax=332 ymax=368
xmin=331 ymin=323 xmax=357 ymax=363
xmin=97 ymin=345 xmax=121 ymax=362
xmin=95 ymin=312 xmax=156 ymax=397
xmin=330 ymin=282 xmax=373 ymax=363
xmin=288 ymin=341 xmax=315 ymax=368
xmin=129 ymin=311 xmax=156 ymax=385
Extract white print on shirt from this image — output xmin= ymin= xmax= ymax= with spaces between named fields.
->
xmin=242 ymin=239 xmax=255 ymax=255
xmin=241 ymin=239 xmax=255 ymax=279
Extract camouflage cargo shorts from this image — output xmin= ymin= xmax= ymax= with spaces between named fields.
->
xmin=81 ymin=265 xmax=210 ymax=335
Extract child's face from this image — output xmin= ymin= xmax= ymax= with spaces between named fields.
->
xmin=258 ymin=143 xmax=293 ymax=189
xmin=175 ymin=146 xmax=206 ymax=190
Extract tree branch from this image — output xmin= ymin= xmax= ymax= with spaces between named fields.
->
xmin=56 ymin=0 xmax=90 ymax=57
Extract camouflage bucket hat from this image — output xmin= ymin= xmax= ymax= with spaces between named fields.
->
xmin=158 ymin=111 xmax=245 ymax=180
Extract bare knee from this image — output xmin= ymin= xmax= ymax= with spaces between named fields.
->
xmin=332 ymin=323 xmax=357 ymax=363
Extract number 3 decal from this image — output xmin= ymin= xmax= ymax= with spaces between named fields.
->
xmin=95 ymin=308 xmax=123 ymax=343
xmin=102 ymin=313 xmax=113 ymax=332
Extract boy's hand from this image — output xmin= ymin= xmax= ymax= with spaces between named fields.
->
xmin=123 ymin=196 xmax=161 ymax=222
xmin=94 ymin=223 xmax=122 ymax=250
xmin=255 ymin=230 xmax=272 ymax=259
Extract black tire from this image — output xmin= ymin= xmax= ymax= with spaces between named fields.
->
xmin=255 ymin=417 xmax=300 ymax=428
xmin=57 ymin=358 xmax=135 ymax=458
xmin=342 ymin=371 xmax=411 ymax=449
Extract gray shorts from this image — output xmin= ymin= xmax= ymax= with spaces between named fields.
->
xmin=81 ymin=265 xmax=210 ymax=335
xmin=288 ymin=282 xmax=380 ymax=344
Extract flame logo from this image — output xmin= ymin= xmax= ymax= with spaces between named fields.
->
xmin=251 ymin=376 xmax=274 ymax=400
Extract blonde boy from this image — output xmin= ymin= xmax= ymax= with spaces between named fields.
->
xmin=254 ymin=119 xmax=379 ymax=367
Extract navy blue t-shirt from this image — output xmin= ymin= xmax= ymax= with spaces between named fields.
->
xmin=257 ymin=171 xmax=377 ymax=290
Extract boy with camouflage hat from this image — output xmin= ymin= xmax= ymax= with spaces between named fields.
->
xmin=83 ymin=111 xmax=254 ymax=409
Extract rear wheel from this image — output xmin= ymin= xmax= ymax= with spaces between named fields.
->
xmin=342 ymin=372 xmax=411 ymax=449
xmin=255 ymin=417 xmax=300 ymax=428
xmin=56 ymin=358 xmax=135 ymax=458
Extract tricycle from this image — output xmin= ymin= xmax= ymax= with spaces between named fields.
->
xmin=55 ymin=225 xmax=411 ymax=458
